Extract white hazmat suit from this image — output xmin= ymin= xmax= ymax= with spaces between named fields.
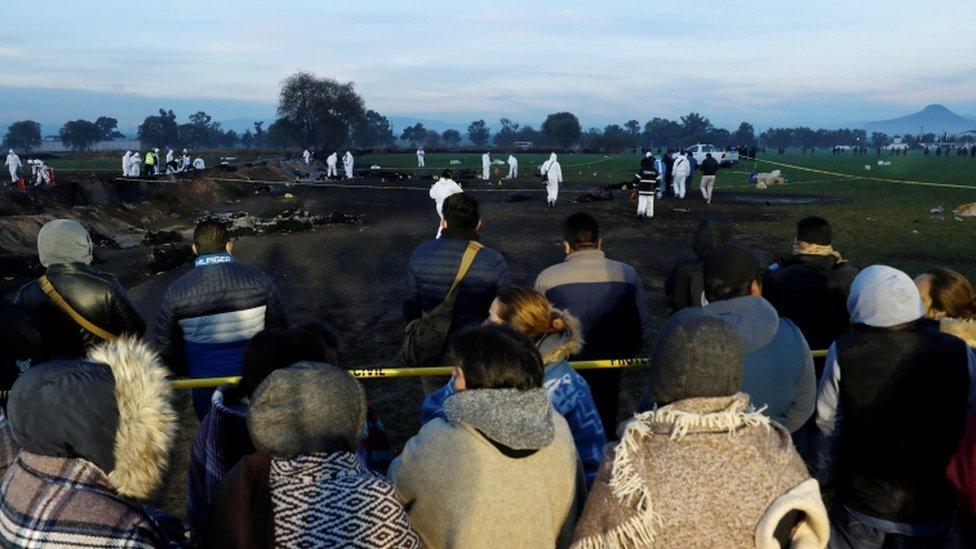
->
xmin=507 ymin=154 xmax=518 ymax=179
xmin=429 ymin=175 xmax=463 ymax=238
xmin=166 ymin=149 xmax=175 ymax=164
xmin=122 ymin=151 xmax=132 ymax=176
xmin=193 ymin=158 xmax=205 ymax=170
xmin=481 ymin=152 xmax=491 ymax=181
xmin=417 ymin=148 xmax=426 ymax=168
xmin=303 ymin=149 xmax=311 ymax=164
xmin=5 ymin=150 xmax=21 ymax=183
xmin=153 ymin=148 xmax=161 ymax=175
xmin=130 ymin=153 xmax=141 ymax=177
xmin=34 ymin=160 xmax=50 ymax=186
xmin=181 ymin=150 xmax=190 ymax=172
xmin=343 ymin=151 xmax=354 ymax=179
xmin=671 ymin=153 xmax=690 ymax=199
xmin=326 ymin=152 xmax=338 ymax=178
xmin=541 ymin=153 xmax=563 ymax=206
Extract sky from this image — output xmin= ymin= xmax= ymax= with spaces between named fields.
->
xmin=1 ymin=0 xmax=975 ymax=132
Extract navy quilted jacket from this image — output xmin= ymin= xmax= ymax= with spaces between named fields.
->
xmin=402 ymin=230 xmax=512 ymax=336
xmin=154 ymin=254 xmax=287 ymax=378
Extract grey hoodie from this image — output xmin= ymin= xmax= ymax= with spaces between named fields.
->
xmin=699 ymin=295 xmax=816 ymax=432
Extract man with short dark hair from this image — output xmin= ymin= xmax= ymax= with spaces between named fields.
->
xmin=403 ymin=193 xmax=513 ymax=394
xmin=535 ymin=212 xmax=652 ymax=434
xmin=699 ymin=243 xmax=815 ymax=433
xmin=154 ymin=219 xmax=287 ymax=419
xmin=699 ymin=152 xmax=719 ymax=203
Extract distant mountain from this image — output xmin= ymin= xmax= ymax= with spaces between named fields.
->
xmin=862 ymin=104 xmax=976 ymax=136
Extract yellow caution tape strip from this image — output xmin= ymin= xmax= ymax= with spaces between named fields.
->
xmin=753 ymin=158 xmax=976 ymax=191
xmin=169 ymin=350 xmax=828 ymax=390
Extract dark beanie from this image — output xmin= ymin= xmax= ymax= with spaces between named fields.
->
xmin=702 ymin=243 xmax=762 ymax=301
xmin=796 ymin=216 xmax=832 ymax=245
xmin=645 ymin=310 xmax=742 ymax=405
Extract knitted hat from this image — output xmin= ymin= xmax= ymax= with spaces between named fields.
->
xmin=248 ymin=362 xmax=366 ymax=457
xmin=37 ymin=219 xmax=93 ymax=267
xmin=645 ymin=310 xmax=743 ymax=405
xmin=702 ymin=243 xmax=761 ymax=301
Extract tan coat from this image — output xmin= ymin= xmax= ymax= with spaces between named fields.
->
xmin=389 ymin=412 xmax=580 ymax=548
xmin=572 ymin=393 xmax=828 ymax=548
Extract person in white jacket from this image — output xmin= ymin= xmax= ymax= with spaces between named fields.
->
xmin=180 ymin=149 xmax=190 ymax=171
xmin=130 ymin=152 xmax=141 ymax=177
xmin=165 ymin=148 xmax=175 ymax=166
xmin=122 ymin=151 xmax=132 ymax=176
xmin=153 ymin=148 xmax=162 ymax=175
xmin=541 ymin=152 xmax=563 ymax=207
xmin=326 ymin=152 xmax=339 ymax=178
xmin=429 ymin=169 xmax=464 ymax=238
xmin=481 ymin=152 xmax=491 ymax=182
xmin=417 ymin=147 xmax=426 ymax=168
xmin=303 ymin=149 xmax=311 ymax=164
xmin=5 ymin=149 xmax=21 ymax=184
xmin=671 ymin=152 xmax=690 ymax=199
xmin=343 ymin=151 xmax=355 ymax=179
xmin=507 ymin=154 xmax=518 ymax=179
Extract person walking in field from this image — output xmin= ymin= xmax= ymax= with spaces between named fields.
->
xmin=481 ymin=151 xmax=491 ymax=182
xmin=417 ymin=147 xmax=425 ymax=168
xmin=699 ymin=152 xmax=719 ymax=204
xmin=507 ymin=153 xmax=518 ymax=179
xmin=5 ymin=149 xmax=21 ymax=184
xmin=541 ymin=152 xmax=563 ymax=207
xmin=635 ymin=153 xmax=658 ymax=218
xmin=671 ymin=151 xmax=690 ymax=199
xmin=302 ymin=149 xmax=311 ymax=165
xmin=343 ymin=150 xmax=355 ymax=179
xmin=327 ymin=151 xmax=338 ymax=178
xmin=654 ymin=153 xmax=667 ymax=199
xmin=429 ymin=169 xmax=463 ymax=238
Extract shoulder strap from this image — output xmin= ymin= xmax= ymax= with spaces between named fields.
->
xmin=38 ymin=275 xmax=118 ymax=342
xmin=442 ymin=242 xmax=483 ymax=307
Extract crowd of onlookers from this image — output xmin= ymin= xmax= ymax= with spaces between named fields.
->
xmin=1 ymin=191 xmax=976 ymax=548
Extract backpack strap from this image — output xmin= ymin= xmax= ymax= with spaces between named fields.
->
xmin=442 ymin=242 xmax=483 ymax=308
xmin=38 ymin=275 xmax=118 ymax=342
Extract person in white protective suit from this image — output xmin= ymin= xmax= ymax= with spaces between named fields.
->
xmin=34 ymin=159 xmax=51 ymax=186
xmin=130 ymin=152 xmax=141 ymax=177
xmin=343 ymin=151 xmax=354 ymax=179
xmin=180 ymin=149 xmax=190 ymax=171
xmin=429 ymin=169 xmax=463 ymax=238
xmin=192 ymin=157 xmax=205 ymax=170
xmin=671 ymin=151 xmax=691 ymax=199
xmin=153 ymin=148 xmax=162 ymax=175
xmin=122 ymin=151 xmax=132 ymax=176
xmin=481 ymin=152 xmax=491 ymax=181
xmin=165 ymin=148 xmax=175 ymax=165
xmin=541 ymin=153 xmax=563 ymax=207
xmin=326 ymin=152 xmax=339 ymax=178
xmin=417 ymin=147 xmax=425 ymax=168
xmin=303 ymin=149 xmax=311 ymax=165
xmin=5 ymin=149 xmax=21 ymax=184
xmin=507 ymin=154 xmax=518 ymax=179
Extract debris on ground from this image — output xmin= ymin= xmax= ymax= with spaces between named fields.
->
xmin=930 ymin=206 xmax=944 ymax=216
xmin=572 ymin=186 xmax=614 ymax=203
xmin=148 ymin=244 xmax=193 ymax=273
xmin=506 ymin=194 xmax=535 ymax=203
xmin=750 ymin=170 xmax=787 ymax=188
xmin=141 ymin=230 xmax=183 ymax=246
xmin=954 ymin=203 xmax=976 ymax=217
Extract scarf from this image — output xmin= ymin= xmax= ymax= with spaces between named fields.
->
xmin=792 ymin=239 xmax=844 ymax=263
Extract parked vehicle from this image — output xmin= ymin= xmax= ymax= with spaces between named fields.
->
xmin=674 ymin=144 xmax=739 ymax=166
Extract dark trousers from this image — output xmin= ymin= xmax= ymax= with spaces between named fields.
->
xmin=579 ymin=368 xmax=622 ymax=438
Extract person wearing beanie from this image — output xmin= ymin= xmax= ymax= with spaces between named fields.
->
xmin=572 ymin=312 xmax=829 ymax=548
xmin=0 ymin=337 xmax=183 ymax=547
xmin=764 ymin=216 xmax=858 ymax=370
xmin=817 ymin=265 xmax=976 ymax=547
xmin=390 ymin=325 xmax=580 ymax=549
xmin=207 ymin=362 xmax=419 ymax=548
xmin=421 ymin=286 xmax=607 ymax=485
xmin=15 ymin=219 xmax=145 ymax=363
xmin=665 ymin=216 xmax=734 ymax=312
xmin=697 ymin=243 xmax=816 ymax=433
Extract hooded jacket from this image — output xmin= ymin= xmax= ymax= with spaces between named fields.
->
xmin=16 ymin=220 xmax=145 ymax=363
xmin=207 ymin=363 xmax=418 ymax=548
xmin=421 ymin=313 xmax=607 ymax=485
xmin=391 ymin=388 xmax=580 ymax=549
xmin=665 ymin=217 xmax=734 ymax=312
xmin=0 ymin=338 xmax=181 ymax=548
xmin=542 ymin=153 xmax=564 ymax=184
xmin=699 ymin=295 xmax=816 ymax=432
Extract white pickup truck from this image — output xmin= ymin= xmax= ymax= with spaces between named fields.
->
xmin=674 ymin=144 xmax=739 ymax=167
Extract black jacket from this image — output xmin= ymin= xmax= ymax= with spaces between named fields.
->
xmin=701 ymin=156 xmax=719 ymax=176
xmin=15 ymin=263 xmax=145 ymax=363
xmin=763 ymin=254 xmax=857 ymax=352
xmin=665 ymin=218 xmax=734 ymax=312
xmin=402 ymin=228 xmax=513 ymax=336
xmin=0 ymin=298 xmax=39 ymax=403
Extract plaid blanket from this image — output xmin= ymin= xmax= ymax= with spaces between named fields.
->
xmin=0 ymin=408 xmax=19 ymax=478
xmin=0 ymin=452 xmax=185 ymax=548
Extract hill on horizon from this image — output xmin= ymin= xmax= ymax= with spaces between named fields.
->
xmin=862 ymin=104 xmax=976 ymax=136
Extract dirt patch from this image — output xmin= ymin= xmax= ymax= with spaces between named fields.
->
xmin=721 ymin=192 xmax=846 ymax=206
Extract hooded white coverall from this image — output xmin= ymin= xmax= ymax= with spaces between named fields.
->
xmin=671 ymin=153 xmax=690 ymax=199
xmin=303 ymin=149 xmax=311 ymax=164
xmin=181 ymin=150 xmax=190 ymax=171
xmin=429 ymin=176 xmax=463 ymax=238
xmin=343 ymin=152 xmax=354 ymax=179
xmin=507 ymin=155 xmax=518 ymax=179
xmin=481 ymin=152 xmax=491 ymax=181
xmin=326 ymin=152 xmax=338 ymax=177
xmin=130 ymin=153 xmax=141 ymax=176
xmin=193 ymin=158 xmax=205 ymax=170
xmin=34 ymin=160 xmax=50 ymax=186
xmin=5 ymin=150 xmax=21 ymax=183
xmin=541 ymin=153 xmax=563 ymax=205
xmin=166 ymin=149 xmax=175 ymax=164
xmin=417 ymin=148 xmax=425 ymax=167
xmin=122 ymin=151 xmax=132 ymax=176
xmin=153 ymin=149 xmax=162 ymax=175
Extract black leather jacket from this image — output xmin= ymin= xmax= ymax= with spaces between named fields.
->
xmin=15 ymin=263 xmax=145 ymax=363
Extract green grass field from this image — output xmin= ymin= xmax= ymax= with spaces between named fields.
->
xmin=42 ymin=148 xmax=976 ymax=279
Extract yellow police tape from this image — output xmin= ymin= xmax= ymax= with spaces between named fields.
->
xmin=169 ymin=350 xmax=829 ymax=390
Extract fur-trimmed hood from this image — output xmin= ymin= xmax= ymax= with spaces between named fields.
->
xmin=537 ymin=310 xmax=584 ymax=366
xmin=941 ymin=317 xmax=976 ymax=348
xmin=7 ymin=337 xmax=176 ymax=499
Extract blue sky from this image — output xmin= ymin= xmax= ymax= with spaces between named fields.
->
xmin=1 ymin=0 xmax=974 ymax=131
